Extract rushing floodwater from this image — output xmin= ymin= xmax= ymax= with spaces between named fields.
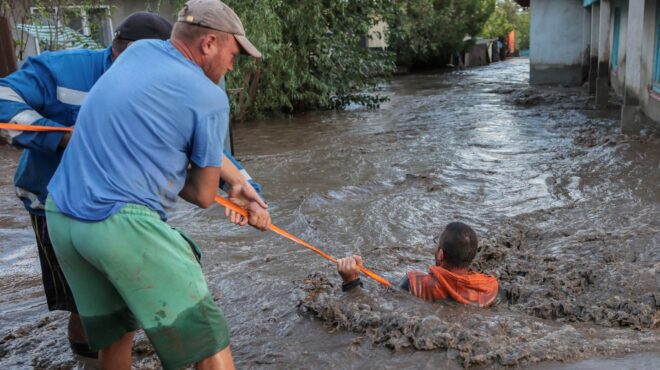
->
xmin=0 ymin=58 xmax=658 ymax=369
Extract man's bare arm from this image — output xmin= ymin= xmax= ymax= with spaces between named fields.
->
xmin=179 ymin=164 xmax=222 ymax=208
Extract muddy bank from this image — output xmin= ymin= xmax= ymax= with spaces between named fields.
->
xmin=1 ymin=58 xmax=658 ymax=368
xmin=476 ymin=214 xmax=659 ymax=330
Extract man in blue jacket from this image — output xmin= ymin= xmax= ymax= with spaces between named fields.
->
xmin=0 ymin=11 xmax=264 ymax=358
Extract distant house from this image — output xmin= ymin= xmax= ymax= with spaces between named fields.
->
xmin=366 ymin=20 xmax=388 ymax=49
xmin=519 ymin=0 xmax=660 ymax=134
xmin=10 ymin=1 xmax=177 ymax=62
xmin=463 ymin=36 xmax=502 ymax=67
xmin=17 ymin=23 xmax=105 ymax=58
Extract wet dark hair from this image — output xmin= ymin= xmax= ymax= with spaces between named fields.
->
xmin=435 ymin=222 xmax=478 ymax=268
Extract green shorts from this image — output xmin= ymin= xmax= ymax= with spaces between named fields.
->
xmin=45 ymin=197 xmax=229 ymax=369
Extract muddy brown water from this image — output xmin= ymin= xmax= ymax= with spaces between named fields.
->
xmin=0 ymin=59 xmax=658 ymax=369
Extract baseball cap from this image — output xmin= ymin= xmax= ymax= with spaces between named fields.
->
xmin=177 ymin=0 xmax=262 ymax=59
xmin=114 ymin=12 xmax=172 ymax=41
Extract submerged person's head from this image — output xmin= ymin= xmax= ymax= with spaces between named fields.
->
xmin=434 ymin=222 xmax=478 ymax=269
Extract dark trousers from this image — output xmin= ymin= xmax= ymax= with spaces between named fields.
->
xmin=30 ymin=213 xmax=78 ymax=313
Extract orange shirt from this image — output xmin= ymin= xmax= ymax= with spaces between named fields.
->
xmin=407 ymin=266 xmax=499 ymax=307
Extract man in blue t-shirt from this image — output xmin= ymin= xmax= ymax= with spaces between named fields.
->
xmin=46 ymin=0 xmax=269 ymax=368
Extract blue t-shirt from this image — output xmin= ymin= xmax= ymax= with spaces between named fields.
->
xmin=48 ymin=40 xmax=227 ymax=221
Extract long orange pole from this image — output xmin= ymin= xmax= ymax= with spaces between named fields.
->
xmin=0 ymin=123 xmax=72 ymax=132
xmin=215 ymin=195 xmax=391 ymax=287
xmin=1 ymin=123 xmax=392 ymax=286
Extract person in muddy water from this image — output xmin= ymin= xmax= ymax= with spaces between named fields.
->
xmin=337 ymin=222 xmax=500 ymax=307
xmin=45 ymin=0 xmax=269 ymax=368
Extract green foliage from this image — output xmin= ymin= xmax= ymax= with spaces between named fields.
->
xmin=481 ymin=0 xmax=529 ymax=51
xmin=515 ymin=9 xmax=530 ymax=50
xmin=2 ymin=0 xmax=112 ymax=61
xmin=201 ymin=0 xmax=398 ymax=116
xmin=386 ymin=0 xmax=495 ymax=67
xmin=481 ymin=0 xmax=519 ymax=38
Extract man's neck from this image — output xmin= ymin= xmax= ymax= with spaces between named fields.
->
xmin=439 ymin=263 xmax=468 ymax=275
xmin=171 ymin=37 xmax=201 ymax=65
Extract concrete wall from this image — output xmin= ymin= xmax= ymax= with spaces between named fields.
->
xmin=530 ymin=0 xmax=585 ymax=85
xmin=610 ymin=0 xmax=628 ymax=95
xmin=639 ymin=0 xmax=660 ymax=124
xmin=608 ymin=0 xmax=658 ymax=116
xmin=529 ymin=0 xmax=660 ymax=129
xmin=581 ymin=7 xmax=591 ymax=83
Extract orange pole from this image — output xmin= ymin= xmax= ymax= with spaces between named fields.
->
xmin=0 ymin=123 xmax=72 ymax=132
xmin=215 ymin=196 xmax=392 ymax=287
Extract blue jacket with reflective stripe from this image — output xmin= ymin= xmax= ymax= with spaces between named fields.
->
xmin=0 ymin=48 xmax=112 ymax=215
xmin=0 ymin=47 xmax=261 ymax=215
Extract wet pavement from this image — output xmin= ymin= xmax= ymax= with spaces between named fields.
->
xmin=0 ymin=58 xmax=658 ymax=368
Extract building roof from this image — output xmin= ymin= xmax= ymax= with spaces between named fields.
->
xmin=16 ymin=23 xmax=103 ymax=51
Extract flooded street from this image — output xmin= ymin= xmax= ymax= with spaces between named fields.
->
xmin=1 ymin=58 xmax=658 ymax=368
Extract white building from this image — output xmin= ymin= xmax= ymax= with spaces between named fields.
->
xmin=523 ymin=0 xmax=660 ymax=134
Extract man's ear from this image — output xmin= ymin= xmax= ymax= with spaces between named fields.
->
xmin=200 ymin=33 xmax=218 ymax=56
xmin=435 ymin=248 xmax=444 ymax=263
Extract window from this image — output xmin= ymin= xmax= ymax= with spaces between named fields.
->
xmin=654 ymin=3 xmax=660 ymax=92
xmin=26 ymin=5 xmax=112 ymax=53
xmin=611 ymin=8 xmax=621 ymax=70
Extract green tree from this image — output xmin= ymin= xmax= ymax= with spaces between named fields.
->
xmin=1 ymin=0 xmax=111 ymax=60
xmin=515 ymin=9 xmax=530 ymax=50
xmin=481 ymin=0 xmax=520 ymax=38
xmin=216 ymin=0 xmax=398 ymax=116
xmin=386 ymin=0 xmax=495 ymax=67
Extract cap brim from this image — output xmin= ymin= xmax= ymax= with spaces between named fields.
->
xmin=234 ymin=34 xmax=262 ymax=59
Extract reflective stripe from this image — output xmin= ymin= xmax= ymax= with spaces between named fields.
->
xmin=10 ymin=109 xmax=42 ymax=124
xmin=0 ymin=86 xmax=26 ymax=103
xmin=16 ymin=187 xmax=44 ymax=210
xmin=6 ymin=110 xmax=44 ymax=139
xmin=56 ymin=86 xmax=87 ymax=106
xmin=239 ymin=169 xmax=253 ymax=180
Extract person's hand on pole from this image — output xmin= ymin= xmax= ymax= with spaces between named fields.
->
xmin=337 ymin=255 xmax=363 ymax=283
xmin=218 ymin=154 xmax=270 ymax=230
xmin=224 ymin=181 xmax=270 ymax=230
